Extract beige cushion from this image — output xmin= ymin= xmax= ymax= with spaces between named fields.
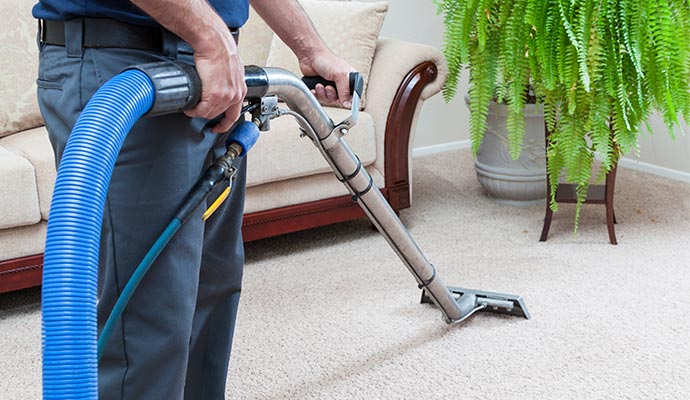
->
xmin=0 ymin=0 xmax=43 ymax=138
xmin=0 ymin=127 xmax=55 ymax=219
xmin=265 ymin=0 xmax=388 ymax=108
xmin=0 ymin=144 xmax=41 ymax=229
xmin=0 ymin=221 xmax=46 ymax=260
xmin=247 ymin=107 xmax=376 ymax=187
xmin=245 ymin=166 xmax=384 ymax=214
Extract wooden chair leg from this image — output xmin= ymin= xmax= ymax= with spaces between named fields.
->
xmin=540 ymin=205 xmax=553 ymax=242
xmin=605 ymin=203 xmax=617 ymax=245
xmin=606 ymin=204 xmax=618 ymax=244
xmin=541 ymin=123 xmax=554 ymax=242
xmin=605 ymin=165 xmax=618 ymax=245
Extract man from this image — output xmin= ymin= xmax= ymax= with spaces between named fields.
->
xmin=32 ymin=0 xmax=353 ymax=398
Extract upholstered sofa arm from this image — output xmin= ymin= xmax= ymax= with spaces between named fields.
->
xmin=365 ymin=37 xmax=448 ymax=208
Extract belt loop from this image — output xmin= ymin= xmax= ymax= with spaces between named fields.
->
xmin=65 ymin=18 xmax=84 ymax=58
xmin=36 ymin=20 xmax=43 ymax=50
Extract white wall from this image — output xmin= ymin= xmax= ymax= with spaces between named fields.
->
xmin=364 ymin=0 xmax=690 ymax=178
xmin=623 ymin=115 xmax=690 ymax=180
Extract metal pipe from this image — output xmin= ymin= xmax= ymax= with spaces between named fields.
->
xmin=260 ymin=68 xmax=465 ymax=322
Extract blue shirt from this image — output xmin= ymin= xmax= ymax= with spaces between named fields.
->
xmin=33 ymin=0 xmax=249 ymax=28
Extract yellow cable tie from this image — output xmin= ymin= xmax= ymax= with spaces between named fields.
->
xmin=203 ymin=186 xmax=231 ymax=221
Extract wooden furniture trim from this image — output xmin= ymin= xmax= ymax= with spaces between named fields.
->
xmin=0 ymin=61 xmax=440 ymax=293
xmin=384 ymin=61 xmax=438 ymax=210
xmin=242 ymin=188 xmax=390 ymax=242
xmin=0 ymin=255 xmax=43 ymax=293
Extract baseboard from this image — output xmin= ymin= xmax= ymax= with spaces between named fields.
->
xmin=412 ymin=140 xmax=690 ymax=183
xmin=412 ymin=140 xmax=471 ymax=158
xmin=619 ymin=157 xmax=690 ymax=183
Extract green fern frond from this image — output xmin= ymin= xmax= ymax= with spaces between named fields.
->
xmin=543 ymin=92 xmax=559 ymax=133
xmin=648 ymin=0 xmax=678 ymax=126
xmin=559 ymin=0 xmax=591 ymax=91
xmin=468 ymin=35 xmax=499 ymax=155
xmin=619 ymin=0 xmax=644 ymax=78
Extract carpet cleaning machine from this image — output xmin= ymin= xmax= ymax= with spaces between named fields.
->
xmin=41 ymin=61 xmax=530 ymax=398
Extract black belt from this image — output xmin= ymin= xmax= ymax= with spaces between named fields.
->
xmin=40 ymin=18 xmax=239 ymax=51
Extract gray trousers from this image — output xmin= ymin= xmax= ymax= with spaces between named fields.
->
xmin=37 ymin=36 xmax=245 ymax=399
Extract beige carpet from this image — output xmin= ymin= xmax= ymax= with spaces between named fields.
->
xmin=2 ymin=149 xmax=690 ymax=399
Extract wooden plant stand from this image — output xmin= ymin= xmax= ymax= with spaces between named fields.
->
xmin=539 ymin=126 xmax=619 ymax=245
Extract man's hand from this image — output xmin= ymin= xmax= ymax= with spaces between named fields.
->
xmin=131 ymin=0 xmax=246 ymax=133
xmin=185 ymin=32 xmax=247 ymax=134
xmin=251 ymin=0 xmax=355 ymax=108
xmin=299 ymin=50 xmax=355 ymax=108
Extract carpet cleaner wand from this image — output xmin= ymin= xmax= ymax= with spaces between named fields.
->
xmin=248 ymin=67 xmax=530 ymax=323
xmin=42 ymin=61 xmax=529 ymax=399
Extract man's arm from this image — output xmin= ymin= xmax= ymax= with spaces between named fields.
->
xmin=130 ymin=0 xmax=246 ymax=133
xmin=251 ymin=0 xmax=354 ymax=107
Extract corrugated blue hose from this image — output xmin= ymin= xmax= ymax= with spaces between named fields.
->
xmin=42 ymin=69 xmax=155 ymax=399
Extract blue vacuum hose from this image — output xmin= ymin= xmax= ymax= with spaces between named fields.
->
xmin=42 ymin=69 xmax=154 ymax=400
xmin=42 ymin=61 xmax=201 ymax=399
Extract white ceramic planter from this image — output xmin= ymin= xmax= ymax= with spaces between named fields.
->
xmin=466 ymin=96 xmax=547 ymax=205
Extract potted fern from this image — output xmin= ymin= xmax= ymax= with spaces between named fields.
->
xmin=435 ymin=0 xmax=690 ymax=224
